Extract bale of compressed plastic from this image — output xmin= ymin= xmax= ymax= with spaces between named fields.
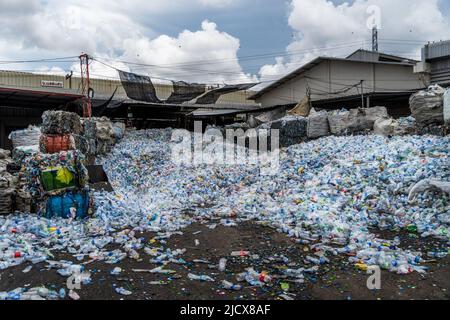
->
xmin=328 ymin=108 xmax=372 ymax=135
xmin=8 ymin=126 xmax=41 ymax=149
xmin=409 ymin=85 xmax=445 ymax=126
xmin=0 ymin=188 xmax=14 ymax=215
xmin=41 ymin=111 xmax=82 ymax=135
xmin=83 ymin=119 xmax=97 ymax=156
xmin=259 ymin=115 xmax=308 ymax=147
xmin=444 ymin=88 xmax=450 ymax=125
xmin=39 ymin=134 xmax=75 ymax=154
xmin=12 ymin=145 xmax=40 ymax=163
xmin=0 ymin=149 xmax=13 ymax=174
xmin=24 ymin=150 xmax=89 ymax=199
xmin=15 ymin=189 xmax=31 ymax=213
xmin=307 ymin=109 xmax=330 ymax=139
xmin=39 ymin=190 xmax=91 ymax=219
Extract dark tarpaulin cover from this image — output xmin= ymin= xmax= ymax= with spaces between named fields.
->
xmin=166 ymin=81 xmax=206 ymax=104
xmin=195 ymin=83 xmax=258 ymax=104
xmin=118 ymin=70 xmax=161 ymax=103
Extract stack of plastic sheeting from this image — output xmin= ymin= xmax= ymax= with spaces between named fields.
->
xmin=259 ymin=115 xmax=308 ymax=147
xmin=328 ymin=108 xmax=373 ymax=135
xmin=41 ymin=111 xmax=82 ymax=135
xmin=307 ymin=109 xmax=330 ymax=139
xmin=409 ymin=85 xmax=445 ymax=126
xmin=8 ymin=126 xmax=41 ymax=149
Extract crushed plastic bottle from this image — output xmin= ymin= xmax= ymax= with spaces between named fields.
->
xmin=188 ymin=273 xmax=215 ymax=282
xmin=115 ymin=287 xmax=132 ymax=296
xmin=221 ymin=280 xmax=242 ymax=291
xmin=218 ymin=258 xmax=227 ymax=271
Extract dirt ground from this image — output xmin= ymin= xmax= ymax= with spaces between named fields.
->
xmin=0 ymin=220 xmax=448 ymax=300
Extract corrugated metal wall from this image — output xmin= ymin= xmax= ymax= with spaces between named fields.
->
xmin=423 ymin=41 xmax=450 ymax=86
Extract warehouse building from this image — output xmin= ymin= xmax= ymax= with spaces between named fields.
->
xmin=250 ymin=49 xmax=427 ymax=117
xmin=0 ymin=70 xmax=259 ymax=149
xmin=417 ymin=40 xmax=450 ymax=87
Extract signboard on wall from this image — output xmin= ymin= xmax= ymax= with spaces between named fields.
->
xmin=41 ymin=80 xmax=64 ymax=88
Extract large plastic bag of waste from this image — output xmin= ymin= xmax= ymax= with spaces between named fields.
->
xmin=41 ymin=111 xmax=82 ymax=135
xmin=41 ymin=190 xmax=91 ymax=219
xmin=408 ymin=179 xmax=450 ymax=201
xmin=288 ymin=96 xmax=311 ymax=117
xmin=307 ymin=109 xmax=330 ymax=139
xmin=409 ymin=85 xmax=445 ymax=126
xmin=328 ymin=108 xmax=372 ymax=135
xmin=113 ymin=122 xmax=126 ymax=140
xmin=374 ymin=116 xmax=417 ymax=136
xmin=8 ymin=126 xmax=41 ymax=149
xmin=362 ymin=106 xmax=388 ymax=126
xmin=0 ymin=149 xmax=11 ymax=160
xmin=444 ymin=88 xmax=450 ymax=125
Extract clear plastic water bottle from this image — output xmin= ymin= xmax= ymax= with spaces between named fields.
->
xmin=221 ymin=280 xmax=242 ymax=291
xmin=218 ymin=258 xmax=227 ymax=271
xmin=427 ymin=252 xmax=447 ymax=259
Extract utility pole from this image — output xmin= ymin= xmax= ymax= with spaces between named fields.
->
xmin=79 ymin=53 xmax=92 ymax=118
xmin=372 ymin=27 xmax=379 ymax=52
xmin=360 ymin=80 xmax=364 ymax=108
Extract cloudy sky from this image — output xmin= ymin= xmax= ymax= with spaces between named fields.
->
xmin=1 ymin=0 xmax=450 ymax=86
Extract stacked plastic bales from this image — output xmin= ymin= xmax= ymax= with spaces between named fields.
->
xmin=26 ymin=111 xmax=92 ymax=219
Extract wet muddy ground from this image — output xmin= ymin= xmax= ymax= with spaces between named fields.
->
xmin=0 ymin=221 xmax=448 ymax=300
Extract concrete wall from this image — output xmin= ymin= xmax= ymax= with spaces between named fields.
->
xmin=255 ymin=60 xmax=426 ymax=108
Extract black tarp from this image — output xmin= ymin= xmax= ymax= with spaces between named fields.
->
xmin=195 ymin=83 xmax=258 ymax=104
xmin=166 ymin=81 xmax=206 ymax=104
xmin=118 ymin=70 xmax=161 ymax=103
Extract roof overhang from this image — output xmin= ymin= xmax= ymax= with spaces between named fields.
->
xmin=0 ymin=86 xmax=83 ymax=108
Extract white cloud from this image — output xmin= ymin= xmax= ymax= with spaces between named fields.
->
xmin=0 ymin=0 xmax=250 ymax=84
xmin=198 ymin=0 xmax=238 ymax=8
xmin=259 ymin=0 xmax=450 ymax=83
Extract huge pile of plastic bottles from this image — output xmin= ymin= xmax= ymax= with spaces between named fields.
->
xmin=0 ymin=129 xmax=449 ymax=287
